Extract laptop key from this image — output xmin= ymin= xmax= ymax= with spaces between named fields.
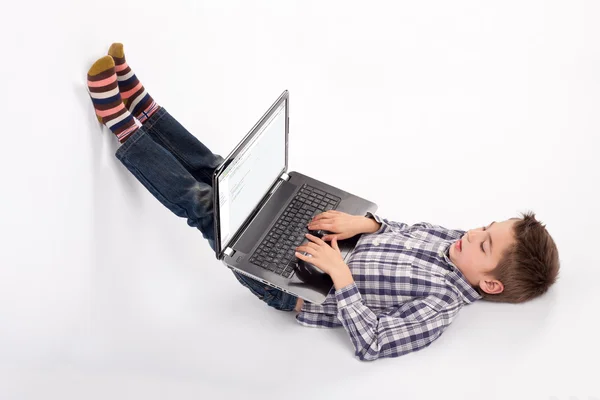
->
xmin=267 ymin=262 xmax=278 ymax=271
xmin=250 ymin=185 xmax=343 ymax=276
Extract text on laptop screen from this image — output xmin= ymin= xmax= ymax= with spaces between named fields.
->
xmin=218 ymin=102 xmax=286 ymax=249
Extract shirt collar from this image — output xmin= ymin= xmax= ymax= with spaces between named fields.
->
xmin=441 ymin=242 xmax=483 ymax=304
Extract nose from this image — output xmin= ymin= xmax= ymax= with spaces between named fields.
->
xmin=467 ymin=229 xmax=483 ymax=242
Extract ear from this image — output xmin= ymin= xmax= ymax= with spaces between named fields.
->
xmin=479 ymin=278 xmax=504 ymax=295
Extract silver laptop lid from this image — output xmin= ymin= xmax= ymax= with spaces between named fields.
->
xmin=212 ymin=90 xmax=290 ymax=259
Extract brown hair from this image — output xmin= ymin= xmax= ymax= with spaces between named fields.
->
xmin=479 ymin=212 xmax=560 ymax=303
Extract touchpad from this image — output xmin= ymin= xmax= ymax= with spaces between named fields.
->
xmin=234 ymin=182 xmax=297 ymax=253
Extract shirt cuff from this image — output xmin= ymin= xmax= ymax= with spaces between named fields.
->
xmin=365 ymin=212 xmax=388 ymax=235
xmin=335 ymin=282 xmax=363 ymax=309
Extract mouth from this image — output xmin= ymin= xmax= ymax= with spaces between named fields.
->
xmin=456 ymin=239 xmax=462 ymax=252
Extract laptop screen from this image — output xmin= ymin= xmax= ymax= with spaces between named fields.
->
xmin=216 ymin=100 xmax=287 ymax=252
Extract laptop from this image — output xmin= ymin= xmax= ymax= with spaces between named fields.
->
xmin=212 ymin=90 xmax=378 ymax=304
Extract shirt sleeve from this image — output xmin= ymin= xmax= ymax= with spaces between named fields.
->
xmin=335 ymin=283 xmax=454 ymax=361
xmin=365 ymin=212 xmax=409 ymax=235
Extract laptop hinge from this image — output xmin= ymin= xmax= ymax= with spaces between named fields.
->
xmin=224 ymin=247 xmax=235 ymax=257
xmin=266 ymin=172 xmax=289 ymax=196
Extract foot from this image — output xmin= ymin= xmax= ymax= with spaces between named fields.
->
xmin=87 ymin=55 xmax=139 ymax=143
xmin=108 ymin=43 xmax=161 ymax=124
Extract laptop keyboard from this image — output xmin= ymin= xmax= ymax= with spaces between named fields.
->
xmin=249 ymin=184 xmax=341 ymax=278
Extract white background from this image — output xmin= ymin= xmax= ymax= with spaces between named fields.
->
xmin=1 ymin=1 xmax=599 ymax=399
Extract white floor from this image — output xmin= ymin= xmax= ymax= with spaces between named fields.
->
xmin=1 ymin=1 xmax=599 ymax=399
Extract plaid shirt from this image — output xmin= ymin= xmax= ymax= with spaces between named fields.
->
xmin=296 ymin=212 xmax=482 ymax=361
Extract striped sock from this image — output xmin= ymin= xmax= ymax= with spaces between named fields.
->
xmin=108 ymin=43 xmax=161 ymax=124
xmin=87 ymin=56 xmax=139 ymax=143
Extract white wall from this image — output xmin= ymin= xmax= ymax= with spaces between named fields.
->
xmin=1 ymin=1 xmax=599 ymax=399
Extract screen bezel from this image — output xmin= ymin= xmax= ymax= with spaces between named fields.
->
xmin=212 ymin=90 xmax=290 ymax=259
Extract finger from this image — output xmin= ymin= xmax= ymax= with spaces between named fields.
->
xmin=322 ymin=235 xmax=338 ymax=241
xmin=309 ymin=215 xmax=331 ymax=225
xmin=304 ymin=242 xmax=320 ymax=251
xmin=311 ymin=210 xmax=337 ymax=221
xmin=294 ymin=250 xmax=308 ymax=259
xmin=295 ymin=244 xmax=305 ymax=252
xmin=295 ymin=245 xmax=313 ymax=255
xmin=323 ymin=234 xmax=346 ymax=241
xmin=307 ymin=221 xmax=333 ymax=231
xmin=305 ymin=233 xmax=325 ymax=245
xmin=296 ymin=242 xmax=319 ymax=254
xmin=298 ymin=247 xmax=317 ymax=257
xmin=311 ymin=214 xmax=323 ymax=221
xmin=331 ymin=237 xmax=340 ymax=252
xmin=313 ymin=210 xmax=335 ymax=219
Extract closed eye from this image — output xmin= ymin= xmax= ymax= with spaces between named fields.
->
xmin=480 ymin=226 xmax=488 ymax=252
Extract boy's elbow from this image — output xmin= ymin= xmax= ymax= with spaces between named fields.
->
xmin=354 ymin=346 xmax=382 ymax=361
xmin=354 ymin=342 xmax=418 ymax=361
xmin=356 ymin=352 xmax=377 ymax=362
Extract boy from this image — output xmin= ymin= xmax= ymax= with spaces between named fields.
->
xmin=87 ymin=44 xmax=560 ymax=361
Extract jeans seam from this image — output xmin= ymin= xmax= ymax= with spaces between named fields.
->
xmin=115 ymin=126 xmax=147 ymax=158
xmin=141 ymin=107 xmax=167 ymax=131
xmin=146 ymin=122 xmax=214 ymax=183
xmin=125 ymin=162 xmax=189 ymax=219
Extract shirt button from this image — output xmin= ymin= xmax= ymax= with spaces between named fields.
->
xmin=405 ymin=244 xmax=412 ymax=250
xmin=373 ymin=240 xmax=380 ymax=246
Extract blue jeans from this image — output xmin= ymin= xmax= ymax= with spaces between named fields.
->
xmin=115 ymin=108 xmax=298 ymax=312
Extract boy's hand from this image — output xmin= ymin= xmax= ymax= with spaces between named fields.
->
xmin=295 ymin=234 xmax=354 ymax=289
xmin=307 ymin=210 xmax=380 ymax=241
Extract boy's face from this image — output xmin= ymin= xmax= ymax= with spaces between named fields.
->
xmin=449 ymin=219 xmax=518 ymax=295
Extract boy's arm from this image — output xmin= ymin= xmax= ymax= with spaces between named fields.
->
xmin=360 ymin=212 xmax=409 ymax=235
xmin=334 ymin=284 xmax=456 ymax=361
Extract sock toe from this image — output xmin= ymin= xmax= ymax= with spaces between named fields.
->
xmin=88 ymin=55 xmax=115 ymax=76
xmin=108 ymin=43 xmax=125 ymax=59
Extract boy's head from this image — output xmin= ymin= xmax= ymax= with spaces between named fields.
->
xmin=449 ymin=212 xmax=559 ymax=303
